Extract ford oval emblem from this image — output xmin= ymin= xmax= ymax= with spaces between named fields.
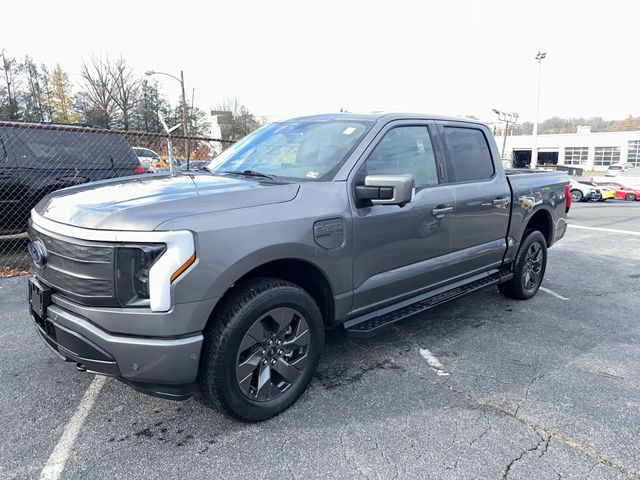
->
xmin=28 ymin=239 xmax=47 ymax=268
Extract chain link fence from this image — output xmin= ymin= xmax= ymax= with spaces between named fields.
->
xmin=0 ymin=120 xmax=234 ymax=276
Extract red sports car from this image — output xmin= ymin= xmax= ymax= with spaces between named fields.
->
xmin=595 ymin=182 xmax=640 ymax=201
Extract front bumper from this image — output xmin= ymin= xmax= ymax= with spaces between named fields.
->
xmin=31 ymin=295 xmax=204 ymax=400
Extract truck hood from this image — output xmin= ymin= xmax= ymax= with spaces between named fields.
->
xmin=35 ymin=172 xmax=300 ymax=231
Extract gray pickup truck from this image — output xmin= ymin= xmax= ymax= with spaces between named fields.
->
xmin=27 ymin=113 xmax=570 ymax=421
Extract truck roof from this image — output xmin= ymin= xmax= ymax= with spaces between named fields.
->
xmin=284 ymin=112 xmax=486 ymax=126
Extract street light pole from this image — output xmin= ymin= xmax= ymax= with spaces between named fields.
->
xmin=492 ymin=109 xmax=519 ymax=160
xmin=531 ymin=51 xmax=547 ymax=169
xmin=145 ymin=69 xmax=191 ymax=170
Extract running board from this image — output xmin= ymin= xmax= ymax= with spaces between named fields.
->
xmin=344 ymin=269 xmax=513 ymax=338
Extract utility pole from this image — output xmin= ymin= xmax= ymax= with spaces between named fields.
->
xmin=492 ymin=109 xmax=519 ymax=160
xmin=531 ymin=51 xmax=547 ymax=169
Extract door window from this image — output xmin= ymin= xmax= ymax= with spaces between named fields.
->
xmin=362 ymin=126 xmax=439 ymax=188
xmin=444 ymin=127 xmax=494 ymax=182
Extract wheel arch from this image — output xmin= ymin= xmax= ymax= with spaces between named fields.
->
xmin=523 ymin=208 xmax=553 ymax=246
xmin=206 ymin=257 xmax=336 ymax=330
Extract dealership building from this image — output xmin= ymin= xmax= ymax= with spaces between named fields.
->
xmin=494 ymin=127 xmax=640 ymax=171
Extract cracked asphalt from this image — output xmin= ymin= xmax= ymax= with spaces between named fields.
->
xmin=1 ymin=200 xmax=639 ymax=479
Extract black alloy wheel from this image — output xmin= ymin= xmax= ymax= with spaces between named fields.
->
xmin=198 ymin=277 xmax=324 ymax=422
xmin=521 ymin=241 xmax=544 ymax=293
xmin=236 ymin=307 xmax=310 ymax=401
xmin=498 ymin=230 xmax=548 ymax=300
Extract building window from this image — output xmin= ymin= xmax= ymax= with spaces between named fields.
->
xmin=594 ymin=146 xmax=621 ymax=166
xmin=564 ymin=147 xmax=588 ymax=165
xmin=628 ymin=140 xmax=640 ymax=166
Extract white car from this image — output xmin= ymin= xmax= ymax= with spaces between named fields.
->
xmin=132 ymin=147 xmax=161 ymax=172
xmin=569 ymin=179 xmax=601 ymax=202
xmin=605 ymin=163 xmax=634 ymax=177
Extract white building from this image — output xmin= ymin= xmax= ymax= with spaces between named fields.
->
xmin=494 ymin=128 xmax=640 ymax=171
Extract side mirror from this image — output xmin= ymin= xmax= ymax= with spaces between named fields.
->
xmin=355 ymin=174 xmax=415 ymax=206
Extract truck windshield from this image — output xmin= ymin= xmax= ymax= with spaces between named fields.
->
xmin=207 ymin=119 xmax=372 ymax=181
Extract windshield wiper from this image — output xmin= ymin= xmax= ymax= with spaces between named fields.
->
xmin=217 ymin=170 xmax=278 ymax=180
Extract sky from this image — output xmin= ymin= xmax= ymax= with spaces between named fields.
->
xmin=2 ymin=0 xmax=639 ymax=124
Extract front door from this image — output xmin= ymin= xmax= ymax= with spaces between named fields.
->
xmin=351 ymin=122 xmax=455 ymax=314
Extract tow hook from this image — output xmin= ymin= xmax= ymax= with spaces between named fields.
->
xmin=76 ymin=363 xmax=87 ymax=372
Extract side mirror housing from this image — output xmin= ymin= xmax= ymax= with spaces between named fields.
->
xmin=355 ymin=174 xmax=415 ymax=206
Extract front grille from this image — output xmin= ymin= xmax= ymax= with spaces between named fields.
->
xmin=28 ymin=223 xmax=118 ymax=306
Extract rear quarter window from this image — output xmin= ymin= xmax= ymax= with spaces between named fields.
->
xmin=444 ymin=127 xmax=494 ymax=182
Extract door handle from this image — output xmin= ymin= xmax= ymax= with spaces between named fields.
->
xmin=492 ymin=196 xmax=510 ymax=206
xmin=431 ymin=206 xmax=454 ymax=216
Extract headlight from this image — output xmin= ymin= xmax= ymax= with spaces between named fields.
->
xmin=115 ymin=244 xmax=166 ymax=307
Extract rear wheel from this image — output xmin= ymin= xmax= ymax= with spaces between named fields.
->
xmin=570 ymin=189 xmax=583 ymax=202
xmin=198 ymin=277 xmax=324 ymax=422
xmin=625 ymin=193 xmax=636 ymax=201
xmin=499 ymin=230 xmax=547 ymax=300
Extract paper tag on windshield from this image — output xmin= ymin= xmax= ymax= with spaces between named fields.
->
xmin=342 ymin=127 xmax=356 ymax=135
xmin=306 ymin=171 xmax=320 ymax=179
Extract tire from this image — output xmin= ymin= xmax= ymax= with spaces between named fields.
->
xmin=625 ymin=193 xmax=636 ymax=201
xmin=498 ymin=230 xmax=547 ymax=300
xmin=570 ymin=189 xmax=583 ymax=202
xmin=198 ymin=277 xmax=324 ymax=422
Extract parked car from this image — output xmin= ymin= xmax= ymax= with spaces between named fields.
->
xmin=132 ymin=147 xmax=162 ymax=172
xmin=605 ymin=163 xmax=634 ymax=177
xmin=27 ymin=113 xmax=569 ymax=421
xmin=594 ymin=181 xmax=640 ymax=201
xmin=578 ymin=181 xmax=615 ymax=201
xmin=569 ymin=178 xmax=601 ymax=202
xmin=0 ymin=125 xmax=140 ymax=235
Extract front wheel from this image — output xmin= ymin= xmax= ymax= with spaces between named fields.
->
xmin=625 ymin=193 xmax=636 ymax=201
xmin=198 ymin=277 xmax=324 ymax=422
xmin=499 ymin=230 xmax=548 ymax=300
xmin=570 ymin=189 xmax=583 ymax=202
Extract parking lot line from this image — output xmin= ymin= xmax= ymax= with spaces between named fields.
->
xmin=539 ymin=286 xmax=569 ymax=301
xmin=570 ymin=224 xmax=640 ymax=236
xmin=39 ymin=376 xmax=107 ymax=480
xmin=418 ymin=347 xmax=450 ymax=376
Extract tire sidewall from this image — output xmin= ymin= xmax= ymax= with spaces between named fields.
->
xmin=210 ymin=286 xmax=324 ymax=421
xmin=512 ymin=231 xmax=547 ymax=300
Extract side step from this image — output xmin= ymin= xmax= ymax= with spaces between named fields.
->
xmin=344 ymin=269 xmax=513 ymax=338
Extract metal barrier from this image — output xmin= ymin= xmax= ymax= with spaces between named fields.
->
xmin=0 ymin=120 xmax=234 ymax=275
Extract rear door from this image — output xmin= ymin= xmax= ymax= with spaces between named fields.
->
xmin=438 ymin=122 xmax=511 ymax=278
xmin=350 ymin=120 xmax=455 ymax=313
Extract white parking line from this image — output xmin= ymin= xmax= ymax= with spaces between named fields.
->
xmin=570 ymin=224 xmax=640 ymax=236
xmin=539 ymin=286 xmax=569 ymax=301
xmin=40 ymin=376 xmax=107 ymax=480
xmin=419 ymin=348 xmax=450 ymax=376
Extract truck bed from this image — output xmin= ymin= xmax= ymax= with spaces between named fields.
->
xmin=505 ymin=169 xmax=569 ymax=250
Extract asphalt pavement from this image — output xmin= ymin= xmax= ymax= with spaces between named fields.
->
xmin=1 ymin=200 xmax=639 ymax=480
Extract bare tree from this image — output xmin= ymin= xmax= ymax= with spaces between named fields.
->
xmin=214 ymin=97 xmax=262 ymax=141
xmin=79 ymin=54 xmax=116 ymax=127
xmin=110 ymin=56 xmax=140 ymax=130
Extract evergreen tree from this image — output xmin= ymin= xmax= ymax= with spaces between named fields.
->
xmin=49 ymin=64 xmax=79 ymax=123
